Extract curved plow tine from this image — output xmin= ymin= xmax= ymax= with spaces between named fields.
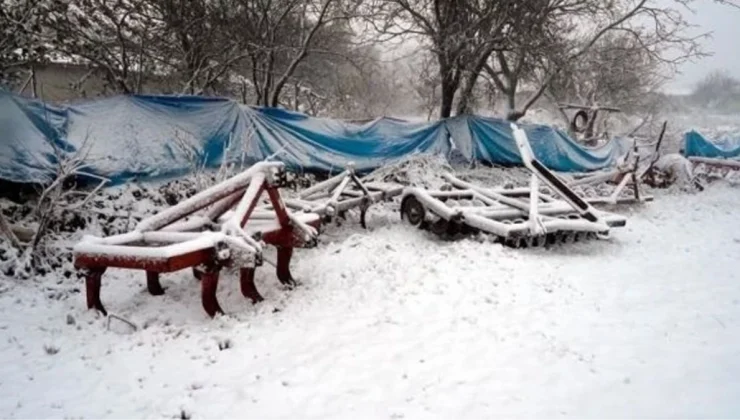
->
xmin=240 ymin=267 xmax=264 ymax=304
xmin=360 ymin=205 xmax=368 ymax=229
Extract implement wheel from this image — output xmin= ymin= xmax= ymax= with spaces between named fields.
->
xmin=401 ymin=196 xmax=426 ymax=227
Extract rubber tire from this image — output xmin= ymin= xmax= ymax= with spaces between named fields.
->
xmin=401 ymin=196 xmax=426 ymax=227
xmin=571 ymin=110 xmax=589 ymax=133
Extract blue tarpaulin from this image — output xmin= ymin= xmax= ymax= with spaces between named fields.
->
xmin=0 ymin=91 xmax=631 ymax=185
xmin=446 ymin=116 xmax=630 ymax=172
xmin=684 ymin=130 xmax=740 ymax=160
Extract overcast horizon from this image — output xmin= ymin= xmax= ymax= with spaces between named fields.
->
xmin=664 ymin=0 xmax=740 ymax=94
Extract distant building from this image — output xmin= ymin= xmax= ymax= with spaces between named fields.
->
xmin=13 ymin=62 xmax=179 ymax=103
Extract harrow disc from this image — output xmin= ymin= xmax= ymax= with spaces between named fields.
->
xmin=532 ymin=235 xmax=547 ymax=247
xmin=521 ymin=236 xmax=535 ymax=248
xmin=504 ymin=237 xmax=521 ymax=248
xmin=562 ymin=232 xmax=576 ymax=244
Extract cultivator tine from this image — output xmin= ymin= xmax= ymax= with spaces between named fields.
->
xmin=196 ymin=264 xmax=224 ymax=317
xmin=239 ymin=267 xmax=264 ymax=304
xmin=352 ymin=172 xmax=374 ymax=230
xmin=276 ymin=247 xmax=297 ymax=287
xmin=360 ymin=205 xmax=368 ymax=229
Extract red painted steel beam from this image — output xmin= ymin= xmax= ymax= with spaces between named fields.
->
xmin=74 ymin=248 xmax=216 ymax=273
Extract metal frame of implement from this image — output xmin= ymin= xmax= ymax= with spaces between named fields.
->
xmin=689 ymin=156 xmax=740 ymax=173
xmin=566 ymin=146 xmax=653 ymax=206
xmin=399 ymin=123 xmax=627 ymax=247
xmin=73 ymin=162 xmax=321 ymax=317
xmin=282 ymin=164 xmax=403 ymax=228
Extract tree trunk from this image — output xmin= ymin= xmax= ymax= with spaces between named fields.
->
xmin=439 ymin=84 xmax=455 ymax=118
xmin=455 ymin=46 xmax=496 ymax=116
xmin=438 ymin=59 xmax=460 ymax=119
xmin=456 ymin=72 xmax=477 ymax=116
xmin=504 ymin=89 xmax=525 ymax=121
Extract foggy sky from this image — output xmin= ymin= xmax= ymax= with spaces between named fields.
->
xmin=667 ymin=1 xmax=740 ymax=94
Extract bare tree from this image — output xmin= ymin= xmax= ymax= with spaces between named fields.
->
xmin=0 ymin=0 xmax=49 ymax=88
xmin=230 ymin=0 xmax=359 ymax=107
xmin=546 ymin=31 xmax=666 ymax=123
xmin=364 ymin=0 xmax=518 ymax=118
xmin=690 ymin=70 xmax=740 ymax=109
xmin=146 ymin=0 xmax=247 ymax=95
xmin=486 ymin=0 xmax=740 ymax=121
xmin=363 ymin=0 xmax=739 ymax=120
xmin=47 ymin=0 xmax=160 ymax=94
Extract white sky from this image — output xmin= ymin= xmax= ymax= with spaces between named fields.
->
xmin=665 ymin=0 xmax=740 ymax=94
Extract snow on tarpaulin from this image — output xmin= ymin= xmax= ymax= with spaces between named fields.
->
xmin=65 ymin=95 xmax=256 ymax=183
xmin=446 ymin=115 xmax=631 ymax=172
xmin=0 ymin=91 xmax=71 ymax=183
xmin=244 ymin=106 xmax=451 ymax=173
xmin=684 ymin=130 xmax=740 ymax=160
xmin=0 ymin=91 xmax=630 ymax=185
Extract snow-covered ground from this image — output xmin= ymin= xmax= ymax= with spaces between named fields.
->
xmin=1 ymin=179 xmax=739 ymax=418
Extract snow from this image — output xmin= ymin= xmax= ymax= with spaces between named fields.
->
xmin=690 ymin=157 xmax=740 ymax=169
xmin=655 ymin=153 xmax=696 ymax=186
xmin=1 ymin=179 xmax=739 ymax=418
xmin=73 ymin=232 xmax=226 ymax=260
xmin=135 ymin=162 xmax=281 ymax=232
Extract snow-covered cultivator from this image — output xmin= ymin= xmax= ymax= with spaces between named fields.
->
xmin=567 ymin=154 xmax=653 ymax=205
xmin=283 ymin=165 xmax=403 ymax=228
xmin=400 ymin=124 xmax=627 ymax=247
xmin=689 ymin=156 xmax=740 ymax=175
xmin=73 ymin=162 xmax=320 ymax=317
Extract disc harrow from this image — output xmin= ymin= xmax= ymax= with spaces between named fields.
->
xmin=400 ymin=123 xmax=627 ymax=248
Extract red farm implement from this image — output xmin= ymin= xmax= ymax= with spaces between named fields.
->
xmin=73 ymin=162 xmax=320 ymax=317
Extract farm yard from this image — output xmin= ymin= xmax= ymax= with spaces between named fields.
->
xmin=3 ymin=0 xmax=740 ymax=418
xmin=0 ymin=153 xmax=739 ymax=418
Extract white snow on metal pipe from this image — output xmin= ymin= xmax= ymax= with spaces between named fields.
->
xmin=135 ymin=162 xmax=280 ymax=232
xmin=460 ymin=212 xmax=517 ymax=237
xmin=568 ymin=170 xmax=621 ymax=187
xmin=443 ymin=173 xmax=531 ymax=211
xmin=689 ymin=156 xmax=740 ymax=169
xmin=160 ymin=216 xmax=211 ymax=232
xmin=528 ymin=173 xmax=545 ymax=235
xmin=540 ymin=218 xmax=609 ymax=233
xmin=73 ymin=232 xmax=223 ymax=259
xmin=227 ymin=171 xmax=266 ymax=228
xmin=299 ymin=171 xmax=349 ymax=199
